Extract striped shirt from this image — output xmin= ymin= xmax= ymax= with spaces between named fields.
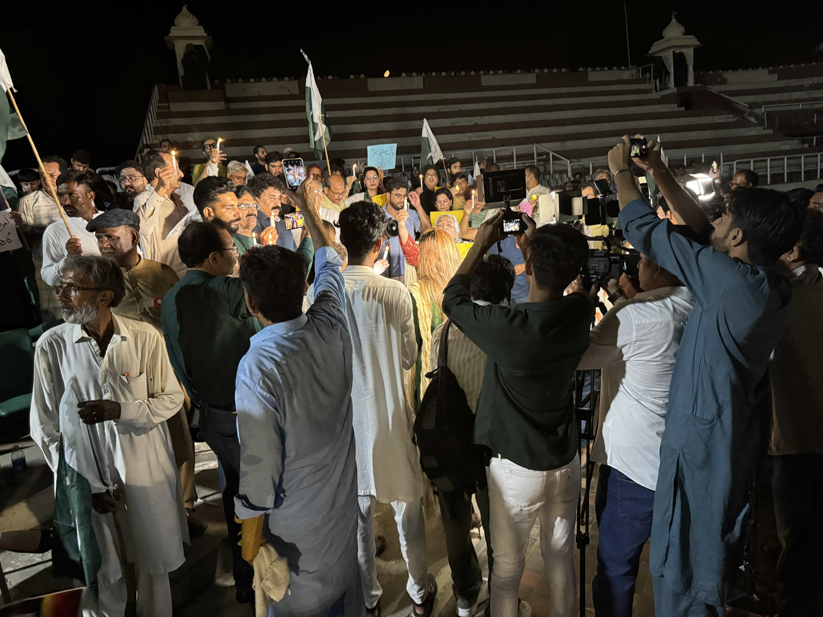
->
xmin=769 ymin=264 xmax=823 ymax=455
xmin=429 ymin=300 xmax=491 ymax=413
xmin=18 ymin=191 xmax=61 ymax=231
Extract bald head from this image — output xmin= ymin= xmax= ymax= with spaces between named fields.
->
xmin=325 ymin=174 xmax=347 ymax=205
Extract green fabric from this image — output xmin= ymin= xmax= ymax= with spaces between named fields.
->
xmin=234 ymin=234 xmax=254 ymax=257
xmin=305 ymin=64 xmax=332 ymax=160
xmin=443 ymin=274 xmax=593 ymax=471
xmin=2 ymin=185 xmax=18 ymax=210
xmin=161 ymin=270 xmax=260 ymax=408
xmin=0 ymin=392 xmax=30 ymax=418
xmin=53 ymin=441 xmax=100 ymax=595
xmin=0 ymin=93 xmax=26 ymax=163
xmin=297 ymin=237 xmax=315 ymax=270
xmin=0 ymin=327 xmax=33 ymax=401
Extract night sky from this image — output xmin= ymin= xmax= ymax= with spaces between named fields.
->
xmin=2 ymin=0 xmax=821 ymax=171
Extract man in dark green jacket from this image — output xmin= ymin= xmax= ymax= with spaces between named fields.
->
xmin=443 ymin=212 xmax=591 ymax=617
xmin=160 ymin=221 xmax=259 ymax=604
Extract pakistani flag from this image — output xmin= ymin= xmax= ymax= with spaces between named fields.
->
xmin=301 ymin=50 xmax=331 ymax=161
xmin=0 ymin=47 xmax=25 ymax=162
xmin=420 ymin=118 xmax=444 ymax=168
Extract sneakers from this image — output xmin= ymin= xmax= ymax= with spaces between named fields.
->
xmin=411 ymin=573 xmax=438 ymax=617
xmin=517 ymin=600 xmax=533 ymax=617
xmin=457 ymin=579 xmax=489 ymax=617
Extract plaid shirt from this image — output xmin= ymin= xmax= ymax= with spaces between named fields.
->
xmin=18 ymin=190 xmax=61 ymax=231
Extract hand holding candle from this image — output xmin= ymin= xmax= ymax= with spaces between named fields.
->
xmin=171 ymin=150 xmax=178 ymax=173
xmin=216 ymin=138 xmax=223 ymax=153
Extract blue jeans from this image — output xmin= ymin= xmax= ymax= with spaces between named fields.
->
xmin=592 ymin=465 xmax=654 ymax=617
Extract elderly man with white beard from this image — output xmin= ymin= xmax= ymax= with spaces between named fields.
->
xmin=30 ymin=255 xmax=187 ymax=617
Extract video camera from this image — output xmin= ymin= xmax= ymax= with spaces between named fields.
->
xmin=582 ymin=234 xmax=641 ymax=285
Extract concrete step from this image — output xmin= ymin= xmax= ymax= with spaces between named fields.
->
xmin=225 ymin=81 xmax=656 ymax=108
xmin=159 ymin=114 xmax=742 ymax=150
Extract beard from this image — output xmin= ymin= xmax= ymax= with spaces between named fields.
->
xmin=212 ymin=217 xmax=240 ymax=235
xmin=710 ymin=227 xmax=731 ymax=253
xmin=62 ymin=302 xmax=100 ymax=324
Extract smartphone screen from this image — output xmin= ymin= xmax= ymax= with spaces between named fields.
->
xmin=283 ymin=158 xmax=306 ymax=189
xmin=284 ymin=211 xmax=305 ymax=230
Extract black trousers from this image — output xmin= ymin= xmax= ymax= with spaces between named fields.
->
xmin=772 ymin=453 xmax=823 ymax=616
xmin=436 ymin=487 xmax=492 ymax=609
xmin=198 ymin=404 xmax=254 ymax=591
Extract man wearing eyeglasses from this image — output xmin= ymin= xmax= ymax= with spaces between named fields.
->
xmin=31 ymin=255 xmax=187 ymax=617
xmin=161 ymin=221 xmax=260 ymax=605
xmin=115 ymin=160 xmax=148 ymax=210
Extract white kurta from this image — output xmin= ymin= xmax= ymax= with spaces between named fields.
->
xmin=307 ymin=265 xmax=422 ymax=503
xmin=40 ymin=214 xmax=102 ymax=287
xmin=30 ymin=315 xmax=188 ymax=583
xmin=134 ymin=184 xmax=199 ymax=278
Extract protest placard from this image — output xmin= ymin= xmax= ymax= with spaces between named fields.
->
xmin=366 ymin=143 xmax=397 ymax=171
xmin=430 ymin=210 xmax=465 ymax=226
xmin=0 ymin=209 xmax=22 ymax=253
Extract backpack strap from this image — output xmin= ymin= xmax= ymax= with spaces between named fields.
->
xmin=437 ymin=320 xmax=452 ymax=368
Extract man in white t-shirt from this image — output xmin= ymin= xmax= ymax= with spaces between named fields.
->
xmin=578 ymin=254 xmax=695 ymax=617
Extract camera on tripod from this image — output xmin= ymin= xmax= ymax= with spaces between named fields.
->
xmin=582 ymin=233 xmax=641 ymax=285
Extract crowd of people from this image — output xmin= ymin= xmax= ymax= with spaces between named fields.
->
xmin=0 ymin=132 xmax=821 ymax=617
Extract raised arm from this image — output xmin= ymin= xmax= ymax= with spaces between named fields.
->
xmin=610 ymin=135 xmax=712 ymax=238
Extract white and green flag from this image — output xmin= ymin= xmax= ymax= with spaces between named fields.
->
xmin=420 ymin=118 xmax=444 ymax=168
xmin=0 ymin=46 xmax=25 ymax=162
xmin=301 ymin=50 xmax=331 ymax=160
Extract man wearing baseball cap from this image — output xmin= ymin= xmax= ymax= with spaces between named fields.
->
xmin=87 ymin=209 xmax=207 ymax=538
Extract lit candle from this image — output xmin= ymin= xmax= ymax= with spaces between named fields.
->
xmin=404 ymin=197 xmax=409 ymax=210
xmin=216 ymin=138 xmax=223 ymax=153
xmin=353 ymin=163 xmax=357 ymax=176
xmin=419 ymin=174 xmax=424 ymax=188
xmin=252 ymin=231 xmax=257 ymax=246
xmin=171 ymin=150 xmax=178 ymax=173
xmin=472 ymin=189 xmax=476 ymax=206
xmin=270 ymin=212 xmax=276 ymax=228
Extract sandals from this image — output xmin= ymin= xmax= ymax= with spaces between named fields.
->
xmin=410 ymin=573 xmax=438 ymax=617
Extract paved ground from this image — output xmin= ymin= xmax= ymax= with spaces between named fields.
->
xmin=1 ymin=441 xmax=768 ymax=617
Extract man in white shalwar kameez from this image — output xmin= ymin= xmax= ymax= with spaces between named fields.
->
xmin=308 ymin=201 xmax=436 ymax=617
xmin=30 ymin=255 xmax=188 ymax=617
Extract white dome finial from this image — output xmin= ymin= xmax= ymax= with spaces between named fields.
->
xmin=174 ymin=5 xmax=200 ymax=27
xmin=662 ymin=12 xmax=686 ymax=38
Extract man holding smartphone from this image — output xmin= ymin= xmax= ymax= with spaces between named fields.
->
xmin=609 ymin=134 xmax=804 ymax=615
xmin=443 ymin=212 xmax=591 ymax=617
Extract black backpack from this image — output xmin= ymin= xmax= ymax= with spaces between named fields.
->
xmin=414 ymin=320 xmax=488 ymax=495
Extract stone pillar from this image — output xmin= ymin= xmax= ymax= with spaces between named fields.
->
xmin=165 ymin=5 xmax=212 ymax=89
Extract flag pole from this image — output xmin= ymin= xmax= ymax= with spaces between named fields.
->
xmin=320 ymin=119 xmax=331 ymax=173
xmin=3 ymin=87 xmax=74 ymax=237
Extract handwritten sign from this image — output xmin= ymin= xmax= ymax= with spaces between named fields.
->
xmin=0 ymin=210 xmax=22 ymax=253
xmin=367 ymin=143 xmax=397 ymax=171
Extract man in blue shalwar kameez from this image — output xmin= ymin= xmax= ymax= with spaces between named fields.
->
xmin=233 ymin=180 xmax=362 ymax=617
xmin=606 ymin=136 xmax=805 ymax=615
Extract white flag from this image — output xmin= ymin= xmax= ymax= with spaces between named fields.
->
xmin=421 ymin=118 xmax=443 ymax=165
xmin=474 ymin=158 xmax=482 ymax=179
xmin=0 ymin=47 xmax=14 ymax=93
xmin=244 ymin=160 xmax=255 ymax=178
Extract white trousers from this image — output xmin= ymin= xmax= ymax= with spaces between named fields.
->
xmin=84 ymin=570 xmax=172 ymax=617
xmin=487 ymin=454 xmax=581 ymax=617
xmin=357 ymin=495 xmax=429 ymax=608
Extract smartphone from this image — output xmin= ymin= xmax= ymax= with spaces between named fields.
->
xmin=501 ymin=206 xmax=524 ymax=236
xmin=629 ymin=138 xmax=647 ymax=158
xmin=283 ymin=158 xmax=306 ymax=190
xmin=284 ymin=211 xmax=305 ymax=230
